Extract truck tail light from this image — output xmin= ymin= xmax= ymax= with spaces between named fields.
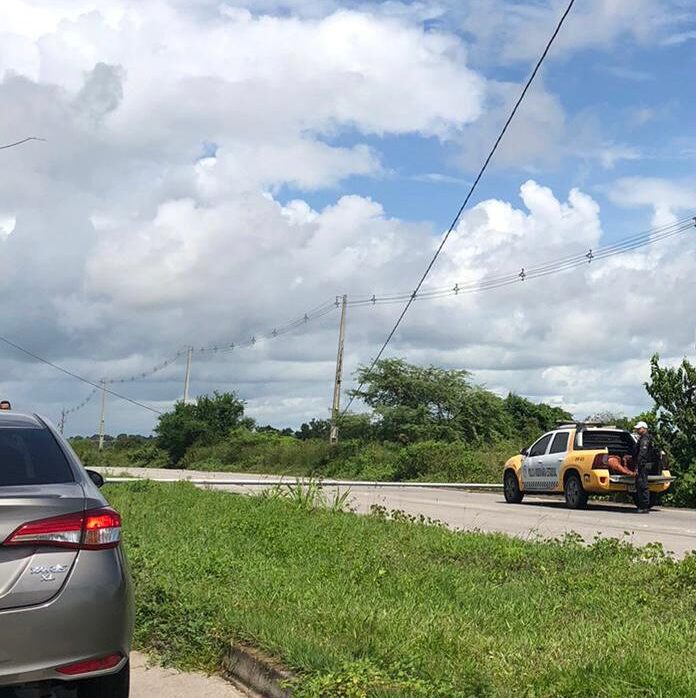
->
xmin=592 ymin=454 xmax=609 ymax=470
xmin=3 ymin=507 xmax=122 ymax=550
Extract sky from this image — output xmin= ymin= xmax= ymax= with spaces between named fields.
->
xmin=0 ymin=0 xmax=694 ymax=436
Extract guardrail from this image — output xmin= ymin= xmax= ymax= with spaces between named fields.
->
xmin=105 ymin=477 xmax=504 ymax=490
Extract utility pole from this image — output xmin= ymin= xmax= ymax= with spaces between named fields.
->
xmin=59 ymin=408 xmax=66 ymax=434
xmin=183 ymin=346 xmax=193 ymax=403
xmin=98 ymin=380 xmax=107 ymax=451
xmin=330 ymin=295 xmax=348 ymax=445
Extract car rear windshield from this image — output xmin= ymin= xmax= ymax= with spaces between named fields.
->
xmin=0 ymin=427 xmax=74 ymax=486
xmin=574 ymin=429 xmax=634 ymax=454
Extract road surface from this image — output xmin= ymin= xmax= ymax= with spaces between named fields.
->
xmin=7 ymin=653 xmax=246 ymax=697
xmin=102 ymin=467 xmax=696 ymax=557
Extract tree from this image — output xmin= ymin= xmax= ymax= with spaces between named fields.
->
xmin=645 ymin=354 xmax=696 ymax=471
xmin=350 ymin=358 xmax=512 ymax=444
xmin=296 ymin=418 xmax=331 ymax=441
xmin=156 ymin=392 xmax=253 ymax=464
xmin=506 ymin=394 xmax=572 ymax=439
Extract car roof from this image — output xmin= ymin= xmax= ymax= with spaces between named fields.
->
xmin=0 ymin=412 xmax=45 ymax=429
xmin=556 ymin=424 xmax=627 ymax=432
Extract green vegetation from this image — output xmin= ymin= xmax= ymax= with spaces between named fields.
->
xmin=109 ymin=481 xmax=696 ymax=697
xmin=74 ymin=355 xmax=696 ymax=505
xmin=646 ymin=354 xmax=696 ymax=506
xmin=74 ymin=359 xmax=568 ymax=484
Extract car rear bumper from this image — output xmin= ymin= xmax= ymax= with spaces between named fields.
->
xmin=0 ymin=547 xmax=134 ymax=687
xmin=583 ymin=470 xmax=674 ymax=494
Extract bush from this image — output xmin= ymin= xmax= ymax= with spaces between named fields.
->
xmin=392 ymin=440 xmax=517 ymax=482
xmin=664 ymin=463 xmax=696 ymax=508
xmin=156 ymin=392 xmax=252 ymax=464
xmin=70 ymin=437 xmax=169 ymax=470
xmin=179 ymin=429 xmax=333 ymax=475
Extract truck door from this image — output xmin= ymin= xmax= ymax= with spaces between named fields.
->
xmin=523 ymin=433 xmax=553 ymax=491
xmin=544 ymin=430 xmax=570 ymax=491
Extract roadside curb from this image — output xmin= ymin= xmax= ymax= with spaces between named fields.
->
xmin=224 ymin=643 xmax=294 ymax=698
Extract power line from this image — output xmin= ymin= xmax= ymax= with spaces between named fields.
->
xmin=0 ymin=137 xmax=45 ymax=150
xmin=342 ymin=0 xmax=577 ymax=416
xmin=0 ymin=335 xmax=163 ymax=415
xmin=104 ymin=350 xmax=184 ymax=384
xmin=65 ymin=387 xmax=99 ymax=416
xmin=346 ymin=217 xmax=695 ymax=307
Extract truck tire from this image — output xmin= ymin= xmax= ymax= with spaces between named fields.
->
xmin=504 ymin=470 xmax=524 ymax=504
xmin=564 ymin=472 xmax=588 ymax=509
xmin=75 ymin=661 xmax=130 ymax=698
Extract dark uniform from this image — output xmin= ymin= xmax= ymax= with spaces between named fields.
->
xmin=634 ymin=432 xmax=657 ymax=511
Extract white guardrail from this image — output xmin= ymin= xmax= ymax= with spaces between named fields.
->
xmin=105 ymin=477 xmax=504 ymax=490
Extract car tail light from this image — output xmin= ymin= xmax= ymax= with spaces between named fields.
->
xmin=592 ymin=454 xmax=609 ymax=470
xmin=57 ymin=653 xmax=123 ymax=676
xmin=3 ymin=507 xmax=122 ymax=550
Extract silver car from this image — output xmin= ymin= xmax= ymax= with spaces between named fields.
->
xmin=0 ymin=412 xmax=133 ymax=697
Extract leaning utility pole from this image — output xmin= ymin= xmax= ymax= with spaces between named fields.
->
xmin=183 ymin=345 xmax=193 ymax=403
xmin=330 ymin=295 xmax=348 ymax=445
xmin=98 ymin=380 xmax=107 ymax=451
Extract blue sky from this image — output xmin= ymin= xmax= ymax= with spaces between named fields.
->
xmin=0 ymin=0 xmax=695 ymax=434
xmin=286 ymin=26 xmax=696 ymax=242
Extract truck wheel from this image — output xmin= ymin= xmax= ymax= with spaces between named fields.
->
xmin=75 ymin=661 xmax=130 ymax=698
xmin=564 ymin=473 xmax=588 ymax=509
xmin=504 ymin=470 xmax=524 ymax=504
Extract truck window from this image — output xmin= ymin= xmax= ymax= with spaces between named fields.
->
xmin=549 ymin=432 xmax=569 ymax=454
xmin=574 ymin=429 xmax=635 ymax=456
xmin=529 ymin=434 xmax=553 ymax=457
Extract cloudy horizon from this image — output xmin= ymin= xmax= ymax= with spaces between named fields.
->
xmin=0 ymin=0 xmax=694 ymax=436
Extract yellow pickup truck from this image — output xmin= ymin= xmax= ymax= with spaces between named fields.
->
xmin=503 ymin=424 xmax=674 ymax=509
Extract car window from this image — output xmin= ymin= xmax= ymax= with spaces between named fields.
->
xmin=549 ymin=432 xmax=570 ymax=454
xmin=0 ymin=427 xmax=74 ymax=486
xmin=529 ymin=434 xmax=553 ymax=457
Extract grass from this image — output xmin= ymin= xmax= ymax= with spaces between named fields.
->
xmin=108 ymin=481 xmax=696 ymax=697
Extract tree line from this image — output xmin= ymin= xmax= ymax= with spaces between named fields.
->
xmin=71 ymin=355 xmax=696 ymax=505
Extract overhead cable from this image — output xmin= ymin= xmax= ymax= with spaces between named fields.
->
xmin=346 ymin=217 xmax=695 ymax=307
xmin=64 ymin=387 xmax=99 ymax=416
xmin=0 ymin=137 xmax=46 ymax=150
xmin=0 ymin=335 xmax=163 ymax=414
xmin=342 ymin=0 xmax=578 ymax=415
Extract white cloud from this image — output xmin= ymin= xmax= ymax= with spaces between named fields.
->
xmin=609 ymin=177 xmax=696 ymax=226
xmin=0 ymin=0 xmax=693 ymax=435
xmin=0 ymin=214 xmax=16 ymax=238
xmin=450 ymin=0 xmax=690 ymax=65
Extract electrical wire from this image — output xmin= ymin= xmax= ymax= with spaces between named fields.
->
xmin=345 ymin=218 xmax=695 ymax=307
xmin=0 ymin=137 xmax=45 ymax=150
xmin=105 ymin=350 xmax=184 ymax=384
xmin=341 ymin=0 xmax=577 ymax=415
xmin=0 ymin=335 xmax=163 ymax=414
xmin=64 ymin=387 xmax=99 ymax=416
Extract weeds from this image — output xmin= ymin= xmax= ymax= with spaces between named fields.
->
xmin=257 ymin=478 xmax=354 ymax=513
xmin=108 ymin=482 xmax=696 ymax=697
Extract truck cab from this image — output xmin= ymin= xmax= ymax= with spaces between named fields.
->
xmin=503 ymin=423 xmax=674 ymax=509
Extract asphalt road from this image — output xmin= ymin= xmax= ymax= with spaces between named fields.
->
xmin=103 ymin=467 xmax=696 ymax=557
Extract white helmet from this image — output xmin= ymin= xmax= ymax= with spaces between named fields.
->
xmin=634 ymin=420 xmax=649 ymax=431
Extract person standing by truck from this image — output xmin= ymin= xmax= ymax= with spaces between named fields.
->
xmin=633 ymin=421 xmax=657 ymax=513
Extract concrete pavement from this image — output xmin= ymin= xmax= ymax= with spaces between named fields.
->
xmin=102 ymin=467 xmax=696 ymax=557
xmin=129 ymin=652 xmax=247 ymax=698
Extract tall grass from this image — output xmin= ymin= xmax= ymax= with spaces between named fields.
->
xmin=109 ymin=482 xmax=696 ymax=697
